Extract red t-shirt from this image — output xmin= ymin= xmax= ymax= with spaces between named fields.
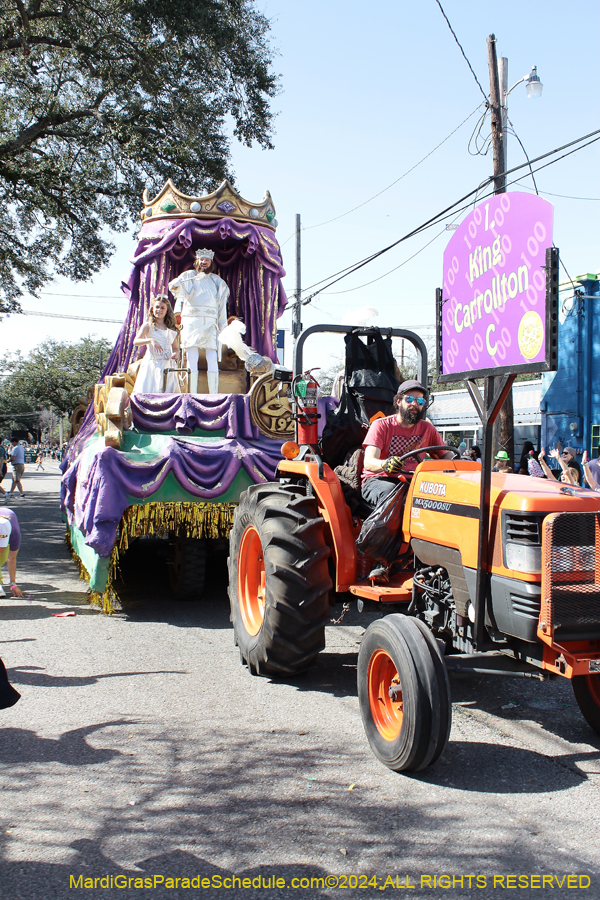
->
xmin=362 ymin=415 xmax=444 ymax=481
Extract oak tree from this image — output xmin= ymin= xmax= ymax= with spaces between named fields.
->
xmin=0 ymin=0 xmax=277 ymax=313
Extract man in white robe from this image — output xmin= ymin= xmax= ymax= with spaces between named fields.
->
xmin=169 ymin=249 xmax=229 ymax=394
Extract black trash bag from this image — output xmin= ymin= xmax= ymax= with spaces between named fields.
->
xmin=345 ymin=328 xmax=400 ymax=404
xmin=0 ymin=658 xmax=21 ymax=710
xmin=321 ymin=388 xmax=371 ymax=469
xmin=320 ymin=329 xmax=399 ymax=468
xmin=356 ymin=482 xmax=408 ymax=566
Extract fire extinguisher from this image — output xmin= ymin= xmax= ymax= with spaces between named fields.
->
xmin=294 ymin=369 xmax=320 ymax=447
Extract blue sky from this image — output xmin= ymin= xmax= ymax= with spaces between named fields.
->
xmin=2 ymin=0 xmax=599 ymax=372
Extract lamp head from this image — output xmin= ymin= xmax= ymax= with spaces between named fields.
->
xmin=525 ymin=65 xmax=543 ymax=98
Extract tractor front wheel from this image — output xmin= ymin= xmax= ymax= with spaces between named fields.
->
xmin=572 ymin=673 xmax=600 ymax=733
xmin=357 ymin=614 xmax=451 ymax=772
xmin=228 ymin=483 xmax=332 ymax=676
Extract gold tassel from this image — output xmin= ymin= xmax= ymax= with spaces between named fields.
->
xmin=66 ymin=502 xmax=237 ymax=615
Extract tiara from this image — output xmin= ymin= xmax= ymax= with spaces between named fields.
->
xmin=195 ymin=248 xmax=214 ymax=261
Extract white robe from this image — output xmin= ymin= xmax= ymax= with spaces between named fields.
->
xmin=168 ymin=270 xmax=229 ymax=354
xmin=132 ymin=325 xmax=181 ymax=395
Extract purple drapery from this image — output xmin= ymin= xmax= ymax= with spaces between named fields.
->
xmin=66 ymin=215 xmax=288 ymax=461
xmin=61 ymin=433 xmax=283 ymax=558
xmin=61 ymin=393 xmax=339 ymax=558
xmin=113 ymin=216 xmax=287 ymax=376
xmin=128 ymin=392 xmax=338 ymax=439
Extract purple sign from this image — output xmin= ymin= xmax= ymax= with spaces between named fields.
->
xmin=438 ymin=192 xmax=554 ymax=380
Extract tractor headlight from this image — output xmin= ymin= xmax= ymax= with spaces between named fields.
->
xmin=502 ymin=511 xmax=544 ymax=574
xmin=504 ymin=542 xmax=542 ymax=575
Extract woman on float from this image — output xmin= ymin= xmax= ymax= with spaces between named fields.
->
xmin=132 ymin=295 xmax=181 ymax=395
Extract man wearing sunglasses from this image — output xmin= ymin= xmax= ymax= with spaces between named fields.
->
xmin=361 ymin=380 xmax=452 ymax=507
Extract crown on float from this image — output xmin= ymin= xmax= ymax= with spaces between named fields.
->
xmin=195 ymin=249 xmax=214 ymax=261
xmin=140 ymin=178 xmax=278 ymax=230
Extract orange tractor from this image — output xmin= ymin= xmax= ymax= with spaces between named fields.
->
xmin=228 ymin=326 xmax=600 ymax=773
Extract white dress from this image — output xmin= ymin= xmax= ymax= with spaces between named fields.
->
xmin=168 ymin=270 xmax=229 ymax=354
xmin=132 ymin=325 xmax=181 ymax=395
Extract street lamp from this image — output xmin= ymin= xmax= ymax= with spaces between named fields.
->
xmin=524 ymin=66 xmax=543 ymax=98
xmin=499 ymin=59 xmax=543 ymax=177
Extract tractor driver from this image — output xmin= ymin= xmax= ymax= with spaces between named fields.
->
xmin=361 ymin=380 xmax=453 ymax=507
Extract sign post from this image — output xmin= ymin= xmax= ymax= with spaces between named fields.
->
xmin=436 ymin=193 xmax=558 ymax=649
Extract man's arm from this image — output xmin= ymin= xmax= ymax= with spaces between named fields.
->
xmin=427 ymin=427 xmax=453 ymax=460
xmin=363 ymin=445 xmax=386 ymax=474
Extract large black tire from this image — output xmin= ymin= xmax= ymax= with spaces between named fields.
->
xmin=572 ymin=673 xmax=600 ymax=734
xmin=228 ymin=483 xmax=332 ymax=676
xmin=169 ymin=536 xmax=207 ymax=602
xmin=357 ymin=613 xmax=451 ymax=772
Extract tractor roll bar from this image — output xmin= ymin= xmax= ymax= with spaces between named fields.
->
xmin=293 ymin=325 xmax=428 ymax=385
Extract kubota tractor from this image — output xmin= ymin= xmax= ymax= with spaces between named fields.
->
xmin=227 ymin=326 xmax=600 ymax=773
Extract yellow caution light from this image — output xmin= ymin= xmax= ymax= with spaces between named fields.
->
xmin=281 ymin=441 xmax=300 ymax=460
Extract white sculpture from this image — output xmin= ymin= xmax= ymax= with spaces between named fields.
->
xmin=218 ymin=319 xmax=274 ymax=377
xmin=168 ymin=249 xmax=229 ymax=394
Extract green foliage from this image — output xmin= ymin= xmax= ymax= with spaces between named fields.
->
xmin=0 ymin=0 xmax=277 ymax=312
xmin=0 ymin=336 xmax=112 ymax=429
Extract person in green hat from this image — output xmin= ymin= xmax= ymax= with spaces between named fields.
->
xmin=492 ymin=449 xmax=511 ymax=473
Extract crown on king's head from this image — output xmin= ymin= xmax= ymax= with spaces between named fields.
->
xmin=195 ymin=249 xmax=215 ymax=261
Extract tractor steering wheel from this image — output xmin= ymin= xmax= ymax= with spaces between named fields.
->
xmin=395 ymin=445 xmax=458 ymax=466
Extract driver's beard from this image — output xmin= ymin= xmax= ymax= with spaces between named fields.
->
xmin=400 ymin=405 xmax=424 ymax=426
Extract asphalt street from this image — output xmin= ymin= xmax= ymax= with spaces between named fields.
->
xmin=1 ymin=465 xmax=599 ymax=900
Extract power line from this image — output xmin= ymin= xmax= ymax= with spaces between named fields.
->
xmin=506 ymin=118 xmax=538 ymax=195
xmin=279 ymin=102 xmax=485 ymax=246
xmin=21 ymin=310 xmax=122 ymax=323
xmin=299 ymin=104 xmax=485 ymax=234
xmin=433 ymin=0 xmax=489 ymax=103
xmin=298 ymin=127 xmax=600 ymax=303
xmin=320 ymin=227 xmax=448 ymax=295
xmin=514 ymin=182 xmax=600 ymax=202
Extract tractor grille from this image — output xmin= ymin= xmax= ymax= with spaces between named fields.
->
xmin=541 ymin=512 xmax=600 ymax=639
xmin=504 ymin=511 xmax=542 ymax=545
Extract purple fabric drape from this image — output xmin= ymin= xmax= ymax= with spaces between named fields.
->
xmin=129 ymin=393 xmax=338 ymax=439
xmin=61 ymin=434 xmax=283 ymax=558
xmin=64 ymin=215 xmax=288 ymax=464
xmin=61 ymin=394 xmax=339 ymax=558
xmin=118 ymin=216 xmax=287 ymax=374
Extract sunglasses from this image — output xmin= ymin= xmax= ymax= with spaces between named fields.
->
xmin=403 ymin=395 xmax=427 ymax=407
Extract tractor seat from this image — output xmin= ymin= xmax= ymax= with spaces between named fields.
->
xmin=334 ymin=448 xmax=376 ymax=518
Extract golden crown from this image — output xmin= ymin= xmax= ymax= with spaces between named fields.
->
xmin=141 ymin=178 xmax=278 ymax=230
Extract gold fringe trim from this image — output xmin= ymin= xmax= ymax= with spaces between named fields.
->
xmin=65 ymin=502 xmax=237 ymax=615
xmin=64 ymin=530 xmax=119 ymax=614
xmin=116 ymin=501 xmax=237 ymax=554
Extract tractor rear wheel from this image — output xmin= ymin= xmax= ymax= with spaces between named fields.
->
xmin=228 ymin=483 xmax=332 ymax=676
xmin=572 ymin=673 xmax=600 ymax=733
xmin=357 ymin=614 xmax=451 ymax=772
xmin=168 ymin=536 xmax=207 ymax=602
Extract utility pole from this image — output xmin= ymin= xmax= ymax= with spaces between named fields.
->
xmin=292 ymin=213 xmax=302 ymax=341
xmin=487 ymin=34 xmax=514 ymax=465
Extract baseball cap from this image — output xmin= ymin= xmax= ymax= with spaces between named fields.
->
xmin=0 ymin=517 xmax=12 ymax=548
xmin=396 ymin=379 xmax=428 ymax=397
xmin=495 ymin=450 xmax=510 ymax=461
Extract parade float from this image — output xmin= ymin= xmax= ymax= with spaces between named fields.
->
xmin=61 ymin=179 xmax=333 ymax=611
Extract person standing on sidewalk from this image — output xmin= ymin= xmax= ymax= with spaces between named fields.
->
xmin=8 ymin=439 xmax=25 ymax=498
xmin=0 ymin=508 xmax=23 ymax=598
xmin=0 ymin=442 xmax=7 ymax=497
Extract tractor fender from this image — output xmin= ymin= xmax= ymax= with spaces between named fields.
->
xmin=278 ymin=459 xmax=357 ymax=591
